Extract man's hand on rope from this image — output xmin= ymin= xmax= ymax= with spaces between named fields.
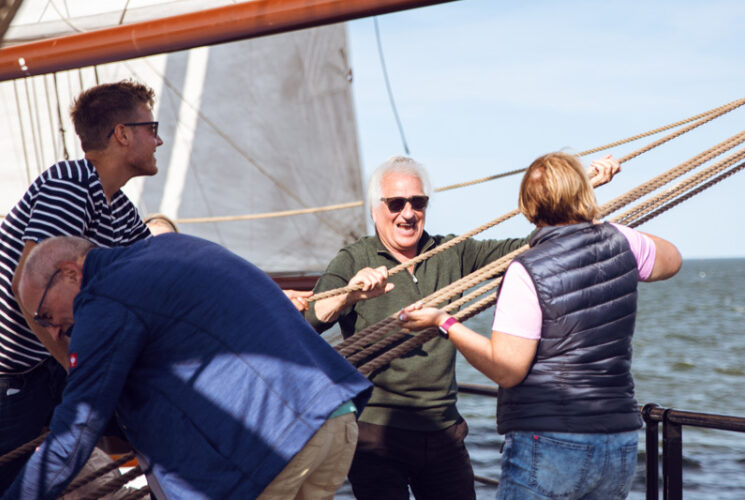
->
xmin=283 ymin=289 xmax=313 ymax=312
xmin=348 ymin=266 xmax=395 ymax=301
xmin=587 ymin=154 xmax=621 ymax=187
xmin=312 ymin=266 xmax=394 ymax=324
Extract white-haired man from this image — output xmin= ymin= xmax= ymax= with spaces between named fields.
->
xmin=307 ymin=154 xmax=619 ymax=499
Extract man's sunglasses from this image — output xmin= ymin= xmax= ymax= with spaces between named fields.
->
xmin=380 ymin=196 xmax=429 ymax=212
xmin=107 ymin=121 xmax=159 ymax=139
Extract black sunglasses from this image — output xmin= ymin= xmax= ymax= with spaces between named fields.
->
xmin=33 ymin=269 xmax=61 ymax=328
xmin=107 ymin=121 xmax=159 ymax=139
xmin=380 ymin=196 xmax=429 ymax=212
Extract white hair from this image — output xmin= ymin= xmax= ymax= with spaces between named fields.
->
xmin=366 ymin=155 xmax=432 ymax=216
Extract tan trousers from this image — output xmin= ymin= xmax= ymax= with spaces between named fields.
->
xmin=258 ymin=412 xmax=358 ymax=500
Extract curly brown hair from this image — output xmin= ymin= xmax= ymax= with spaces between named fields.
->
xmin=70 ymin=80 xmax=155 ymax=152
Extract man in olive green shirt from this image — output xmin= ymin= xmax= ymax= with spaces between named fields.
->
xmin=307 ymin=154 xmax=618 ymax=499
xmin=307 ymin=155 xmax=524 ymax=499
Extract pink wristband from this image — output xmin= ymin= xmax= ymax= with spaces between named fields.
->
xmin=438 ymin=316 xmax=459 ymax=338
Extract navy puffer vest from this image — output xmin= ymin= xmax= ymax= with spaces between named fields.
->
xmin=497 ymin=222 xmax=642 ymax=434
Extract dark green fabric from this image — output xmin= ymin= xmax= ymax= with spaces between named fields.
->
xmin=308 ymin=231 xmax=527 ymax=431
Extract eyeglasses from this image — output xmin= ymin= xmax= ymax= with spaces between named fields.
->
xmin=33 ymin=269 xmax=61 ymax=328
xmin=107 ymin=121 xmax=159 ymax=139
xmin=380 ymin=196 xmax=429 ymax=212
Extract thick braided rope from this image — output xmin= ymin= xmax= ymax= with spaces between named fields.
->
xmin=0 ymin=431 xmax=49 ymax=466
xmin=613 ymin=148 xmax=745 ymax=226
xmin=340 ymin=130 xmax=735 ymax=360
xmin=341 ymin=273 xmax=505 ymax=364
xmin=78 ymin=466 xmax=143 ymax=500
xmin=615 ymin=98 xmax=745 ymax=165
xmin=435 ymin=96 xmax=745 ymax=193
xmin=310 ymin=210 xmax=521 ymax=302
xmin=600 ymin=130 xmax=745 ymax=217
xmin=346 ymin=276 xmax=505 ymax=366
xmin=311 ymin=100 xmax=745 ymax=304
xmin=335 ymin=245 xmax=527 ymax=359
xmin=120 ymin=485 xmax=152 ymax=500
xmin=63 ymin=451 xmax=136 ymax=495
xmin=336 ymin=315 xmax=400 ymax=357
xmin=578 ymin=96 xmax=745 ymax=156
xmin=358 ymin=290 xmax=500 ymax=375
xmin=629 ymin=160 xmax=745 ymax=229
xmin=358 ymin=158 xmax=742 ymax=374
xmin=350 ymin=140 xmax=745 ymax=370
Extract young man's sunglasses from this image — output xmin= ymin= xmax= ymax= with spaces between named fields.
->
xmin=107 ymin=121 xmax=159 ymax=138
xmin=380 ymin=196 xmax=429 ymax=212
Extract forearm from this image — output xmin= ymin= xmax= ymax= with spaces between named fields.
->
xmin=311 ymin=293 xmax=351 ymax=324
xmin=449 ymin=323 xmax=526 ymax=387
xmin=448 ymin=323 xmax=502 ymax=382
xmin=5 ymin=412 xmax=104 ymax=499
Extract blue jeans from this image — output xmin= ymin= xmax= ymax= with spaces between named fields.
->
xmin=496 ymin=430 xmax=638 ymax=500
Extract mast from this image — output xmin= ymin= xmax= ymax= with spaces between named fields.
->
xmin=0 ymin=0 xmax=23 ymax=42
xmin=0 ymin=0 xmax=456 ymax=82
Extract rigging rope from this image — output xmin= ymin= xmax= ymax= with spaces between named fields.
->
xmin=1 ymin=96 xmax=743 ymax=221
xmin=62 ymin=451 xmax=136 ymax=495
xmin=310 ymin=98 xmax=745 ymax=302
xmin=374 ymin=16 xmax=410 ymax=155
xmin=338 ymin=130 xmax=745 ymax=372
xmin=77 ymin=466 xmax=143 ymax=500
xmin=0 ymin=431 xmax=49 ymax=466
xmin=3 ymin=136 xmax=743 ymax=497
xmin=171 ymin=95 xmax=745 ymax=222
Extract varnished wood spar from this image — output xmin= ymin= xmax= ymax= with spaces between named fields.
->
xmin=0 ymin=0 xmax=457 ymax=82
xmin=270 ymin=274 xmax=320 ymax=291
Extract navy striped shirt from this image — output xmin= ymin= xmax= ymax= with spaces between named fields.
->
xmin=0 ymin=159 xmax=150 ymax=373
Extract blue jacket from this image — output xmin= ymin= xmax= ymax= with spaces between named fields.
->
xmin=5 ymin=234 xmax=371 ymax=499
xmin=498 ymin=223 xmax=641 ymax=434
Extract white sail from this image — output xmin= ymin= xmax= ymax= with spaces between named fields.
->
xmin=4 ymin=0 xmax=237 ymax=44
xmin=0 ymin=2 xmax=366 ymax=275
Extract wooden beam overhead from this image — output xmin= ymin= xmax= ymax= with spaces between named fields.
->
xmin=0 ymin=0 xmax=457 ymax=82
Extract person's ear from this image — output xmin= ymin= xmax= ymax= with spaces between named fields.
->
xmin=58 ymin=261 xmax=83 ymax=285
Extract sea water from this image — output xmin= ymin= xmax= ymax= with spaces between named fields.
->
xmin=336 ymin=258 xmax=745 ymax=499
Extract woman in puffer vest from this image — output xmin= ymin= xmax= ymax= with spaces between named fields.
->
xmin=400 ymin=152 xmax=681 ymax=500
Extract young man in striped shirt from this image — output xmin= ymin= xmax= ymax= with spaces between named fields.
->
xmin=0 ymin=80 xmax=162 ymax=491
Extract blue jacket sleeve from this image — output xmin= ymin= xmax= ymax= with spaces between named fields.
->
xmin=3 ymin=298 xmax=147 ymax=499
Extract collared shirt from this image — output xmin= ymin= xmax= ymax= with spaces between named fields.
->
xmin=307 ymin=231 xmax=526 ymax=431
xmin=0 ymin=159 xmax=149 ymax=373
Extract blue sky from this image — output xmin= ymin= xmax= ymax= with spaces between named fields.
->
xmin=346 ymin=0 xmax=745 ymax=258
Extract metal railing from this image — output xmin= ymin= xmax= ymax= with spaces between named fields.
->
xmin=641 ymin=403 xmax=745 ymax=500
xmin=457 ymin=384 xmax=745 ymax=500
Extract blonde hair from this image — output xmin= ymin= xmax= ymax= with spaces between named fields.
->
xmin=519 ymin=152 xmax=598 ymax=226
